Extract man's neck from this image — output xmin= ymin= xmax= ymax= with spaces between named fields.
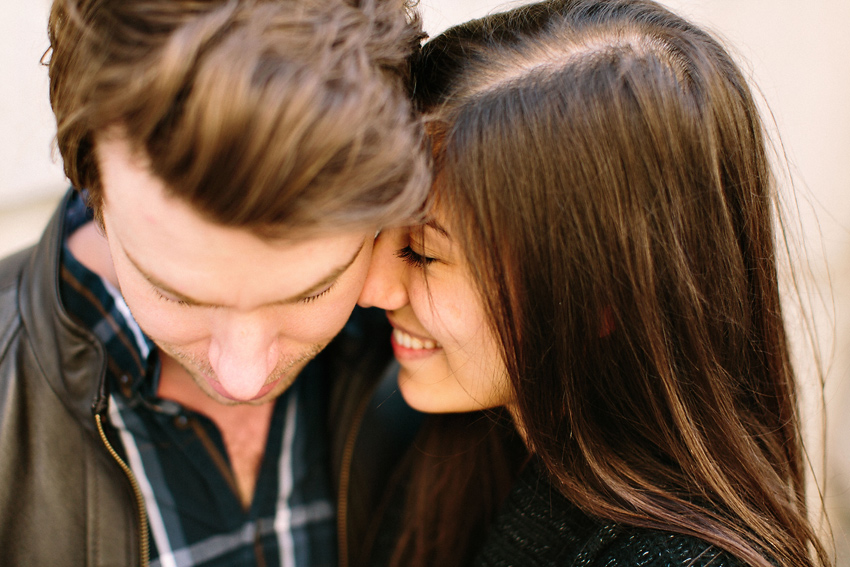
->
xmin=158 ymin=353 xmax=275 ymax=508
xmin=67 ymin=221 xmax=120 ymax=287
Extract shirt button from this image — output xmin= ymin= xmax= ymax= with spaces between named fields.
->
xmin=119 ymin=375 xmax=133 ymax=398
xmin=173 ymin=415 xmax=190 ymax=429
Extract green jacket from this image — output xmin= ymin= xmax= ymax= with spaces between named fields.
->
xmin=0 ymin=190 xmax=418 ymax=566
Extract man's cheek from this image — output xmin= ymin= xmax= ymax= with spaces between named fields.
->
xmin=122 ymin=293 xmax=207 ymax=346
xmin=283 ymin=301 xmax=357 ymax=343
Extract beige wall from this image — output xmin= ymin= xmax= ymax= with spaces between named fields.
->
xmin=2 ymin=0 xmax=850 ymax=562
xmin=0 ymin=1 xmax=66 ymax=257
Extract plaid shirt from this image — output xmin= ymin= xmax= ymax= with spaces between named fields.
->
xmin=59 ymin=193 xmax=337 ymax=567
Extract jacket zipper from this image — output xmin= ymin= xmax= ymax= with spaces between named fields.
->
xmin=95 ymin=413 xmax=151 ymax=567
xmin=336 ymin=393 xmax=373 ymax=567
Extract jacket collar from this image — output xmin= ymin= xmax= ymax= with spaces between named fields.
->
xmin=18 ymin=189 xmax=108 ymax=432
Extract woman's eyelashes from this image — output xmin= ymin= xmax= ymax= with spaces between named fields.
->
xmin=396 ymin=245 xmax=436 ymax=268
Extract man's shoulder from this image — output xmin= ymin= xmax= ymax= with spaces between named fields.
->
xmin=0 ymin=246 xmax=34 ymax=356
xmin=0 ymin=245 xmax=34 ymax=293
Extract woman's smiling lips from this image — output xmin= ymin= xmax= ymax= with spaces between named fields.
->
xmin=387 ymin=320 xmax=442 ymax=360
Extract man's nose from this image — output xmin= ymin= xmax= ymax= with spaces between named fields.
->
xmin=207 ymin=311 xmax=279 ymax=401
xmin=358 ymin=228 xmax=410 ymax=311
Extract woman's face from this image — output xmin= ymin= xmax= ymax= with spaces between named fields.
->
xmin=358 ymin=212 xmax=512 ymax=413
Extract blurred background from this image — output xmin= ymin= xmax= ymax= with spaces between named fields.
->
xmin=2 ymin=0 xmax=849 ymax=563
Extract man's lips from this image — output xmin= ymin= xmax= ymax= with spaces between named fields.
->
xmin=205 ymin=374 xmax=280 ymax=402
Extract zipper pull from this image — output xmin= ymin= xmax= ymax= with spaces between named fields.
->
xmin=91 ymin=369 xmax=111 ymax=417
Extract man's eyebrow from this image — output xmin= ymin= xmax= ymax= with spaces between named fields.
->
xmin=125 ymin=239 xmax=366 ymax=308
xmin=291 ymin=239 xmax=366 ymax=301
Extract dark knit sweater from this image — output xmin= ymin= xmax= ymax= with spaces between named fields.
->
xmin=473 ymin=465 xmax=747 ymax=567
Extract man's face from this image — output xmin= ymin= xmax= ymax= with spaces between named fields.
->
xmin=97 ymin=135 xmax=374 ymax=405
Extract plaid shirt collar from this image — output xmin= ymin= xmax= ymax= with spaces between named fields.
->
xmin=59 ymin=190 xmax=160 ymax=404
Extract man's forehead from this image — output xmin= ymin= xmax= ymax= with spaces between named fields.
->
xmin=96 ymin=132 xmax=377 ymax=245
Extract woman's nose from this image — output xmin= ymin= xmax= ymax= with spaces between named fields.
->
xmin=358 ymin=227 xmax=410 ymax=311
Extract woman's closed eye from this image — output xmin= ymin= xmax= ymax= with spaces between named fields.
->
xmin=396 ymin=245 xmax=436 ymax=268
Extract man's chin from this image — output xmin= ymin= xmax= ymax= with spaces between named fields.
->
xmin=193 ymin=360 xmax=310 ymax=406
xmin=157 ymin=342 xmax=325 ymax=406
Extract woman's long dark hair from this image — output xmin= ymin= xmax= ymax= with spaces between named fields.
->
xmin=387 ymin=1 xmax=831 ymax=566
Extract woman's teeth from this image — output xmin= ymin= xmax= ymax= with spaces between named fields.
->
xmin=393 ymin=328 xmax=440 ymax=350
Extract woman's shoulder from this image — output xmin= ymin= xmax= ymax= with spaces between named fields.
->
xmin=585 ymin=524 xmax=746 ymax=567
xmin=473 ymin=465 xmax=747 ymax=567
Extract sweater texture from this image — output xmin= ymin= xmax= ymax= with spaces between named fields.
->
xmin=473 ymin=465 xmax=747 ymax=567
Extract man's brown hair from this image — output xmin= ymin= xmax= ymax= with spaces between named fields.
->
xmin=46 ymin=0 xmax=429 ymax=234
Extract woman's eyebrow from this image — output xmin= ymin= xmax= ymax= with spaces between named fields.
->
xmin=425 ymin=219 xmax=450 ymax=240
